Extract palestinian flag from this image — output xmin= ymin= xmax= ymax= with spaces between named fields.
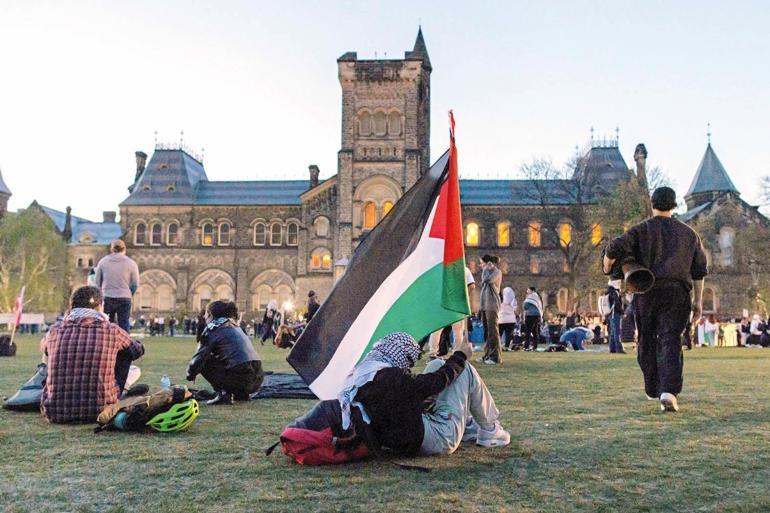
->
xmin=288 ymin=112 xmax=470 ymax=400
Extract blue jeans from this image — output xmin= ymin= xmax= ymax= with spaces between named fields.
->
xmin=608 ymin=313 xmax=623 ymax=353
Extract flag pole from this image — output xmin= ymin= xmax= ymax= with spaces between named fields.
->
xmin=10 ymin=285 xmax=25 ymax=345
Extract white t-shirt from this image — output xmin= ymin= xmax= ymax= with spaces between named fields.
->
xmin=465 ymin=267 xmax=475 ymax=287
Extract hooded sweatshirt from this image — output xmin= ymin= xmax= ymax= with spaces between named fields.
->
xmin=522 ymin=292 xmax=544 ymax=318
xmin=499 ymin=287 xmax=518 ymax=324
xmin=94 ymin=253 xmax=140 ymax=299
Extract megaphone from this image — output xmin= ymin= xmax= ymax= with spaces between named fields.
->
xmin=621 ymin=261 xmax=655 ymax=294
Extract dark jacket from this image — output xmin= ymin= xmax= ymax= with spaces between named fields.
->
xmin=187 ymin=320 xmax=260 ymax=379
xmin=352 ymin=351 xmax=467 ymax=456
xmin=306 ymin=299 xmax=320 ymax=321
xmin=607 ymin=287 xmax=623 ymax=316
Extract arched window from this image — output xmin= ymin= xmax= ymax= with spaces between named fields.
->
xmin=253 ymin=285 xmax=273 ymax=311
xmin=591 ymin=223 xmax=603 ymax=246
xmin=466 ymin=222 xmax=480 ymax=247
xmin=383 ymin=201 xmax=394 ymax=217
xmin=214 ymin=284 xmax=234 ymax=301
xmin=528 ymin=222 xmax=541 ymax=247
xmin=201 ymin=223 xmax=214 ymax=246
xmin=134 ymin=223 xmax=146 ymax=245
xmin=703 ymin=287 xmax=717 ymax=313
xmin=150 ymin=223 xmax=162 ymax=245
xmin=719 ymin=227 xmax=735 ymax=266
xmin=88 ymin=258 xmax=94 ymax=267
xmin=254 ymin=223 xmax=266 ymax=246
xmin=530 ymin=256 xmax=540 ymax=274
xmin=156 ymin=284 xmax=174 ymax=311
xmin=277 ymin=285 xmax=293 ymax=307
xmin=76 ymin=258 xmax=83 ymax=268
xmin=373 ymin=111 xmax=387 ymax=136
xmin=167 ymin=223 xmax=179 ymax=246
xmin=359 ymin=111 xmax=372 ymax=136
xmin=388 ymin=111 xmax=402 ymax=136
xmin=270 ymin=223 xmax=282 ymax=246
xmin=287 ymin=222 xmax=299 ymax=246
xmin=218 ymin=223 xmax=231 ymax=246
xmin=497 ymin=222 xmax=510 ymax=247
xmin=137 ymin=285 xmax=153 ymax=310
xmin=322 ymin=253 xmax=332 ymax=269
xmin=314 ymin=217 xmax=330 ymax=238
xmin=559 ymin=222 xmax=572 ymax=248
xmin=557 ymin=288 xmax=569 ymax=313
xmin=310 ymin=248 xmax=332 ymax=271
xmin=363 ymin=202 xmax=377 ymax=230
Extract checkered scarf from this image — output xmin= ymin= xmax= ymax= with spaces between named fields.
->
xmin=338 ymin=332 xmax=421 ymax=429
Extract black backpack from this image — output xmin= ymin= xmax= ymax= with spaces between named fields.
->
xmin=0 ymin=335 xmax=17 ymax=357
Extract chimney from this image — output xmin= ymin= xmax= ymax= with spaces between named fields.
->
xmin=134 ymin=151 xmax=148 ymax=182
xmin=62 ymin=206 xmax=72 ymax=243
xmin=308 ymin=165 xmax=320 ymax=189
xmin=103 ymin=211 xmax=117 ymax=223
xmin=633 ymin=143 xmax=652 ymax=217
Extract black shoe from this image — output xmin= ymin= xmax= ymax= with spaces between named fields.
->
xmin=206 ymin=391 xmax=234 ymax=405
xmin=123 ymin=384 xmax=149 ymax=397
xmin=190 ymin=388 xmax=217 ymax=401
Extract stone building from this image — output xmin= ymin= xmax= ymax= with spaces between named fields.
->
xmin=0 ymin=168 xmax=11 ymax=217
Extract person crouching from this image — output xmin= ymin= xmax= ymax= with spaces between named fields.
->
xmin=186 ymin=300 xmax=264 ymax=405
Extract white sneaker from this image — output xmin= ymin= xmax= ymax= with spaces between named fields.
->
xmin=483 ymin=359 xmax=498 ymax=365
xmin=475 ymin=357 xmax=485 ymax=363
xmin=646 ymin=394 xmax=658 ymax=401
xmin=462 ymin=417 xmax=479 ymax=442
xmin=476 ymin=421 xmax=511 ymax=447
xmin=660 ymin=392 xmax=679 ymax=412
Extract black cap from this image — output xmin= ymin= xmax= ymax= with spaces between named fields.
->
xmin=308 ymin=290 xmax=316 ymax=298
xmin=651 ymin=186 xmax=677 ymax=211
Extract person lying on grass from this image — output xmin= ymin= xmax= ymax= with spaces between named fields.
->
xmin=291 ymin=332 xmax=510 ymax=459
xmin=186 ymin=300 xmax=264 ymax=405
xmin=41 ymin=286 xmax=145 ymax=424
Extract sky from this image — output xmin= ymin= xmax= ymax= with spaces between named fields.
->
xmin=1 ymin=0 xmax=768 ymax=220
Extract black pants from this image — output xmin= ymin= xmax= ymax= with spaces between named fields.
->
xmin=499 ymin=323 xmax=516 ymax=348
xmin=201 ymin=359 xmax=264 ymax=400
xmin=104 ymin=297 xmax=132 ymax=333
xmin=634 ymin=283 xmax=691 ymax=397
xmin=523 ymin=315 xmax=541 ymax=350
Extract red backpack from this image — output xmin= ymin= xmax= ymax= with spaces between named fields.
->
xmin=277 ymin=426 xmax=370 ymax=466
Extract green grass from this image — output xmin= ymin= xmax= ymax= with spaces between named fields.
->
xmin=1 ymin=336 xmax=769 ymax=513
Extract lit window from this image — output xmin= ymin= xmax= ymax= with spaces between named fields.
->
xmin=151 ymin=223 xmax=162 ymax=245
xmin=287 ymin=223 xmax=299 ymax=246
xmin=270 ymin=223 xmax=282 ymax=246
xmin=497 ymin=222 xmax=510 ymax=247
xmin=530 ymin=256 xmax=540 ymax=274
xmin=466 ymin=222 xmax=479 ymax=247
xmin=254 ymin=223 xmax=266 ymax=246
xmin=311 ymin=253 xmax=321 ymax=269
xmin=591 ymin=223 xmax=602 ymax=246
xmin=559 ymin=223 xmax=572 ymax=248
xmin=363 ymin=202 xmax=377 ymax=230
xmin=322 ymin=254 xmax=332 ymax=269
xmin=623 ymin=222 xmax=630 ymax=233
xmin=383 ymin=201 xmax=394 ymax=216
xmin=218 ymin=223 xmax=231 ymax=246
xmin=310 ymin=248 xmax=332 ymax=270
xmin=202 ymin=223 xmax=214 ymax=246
xmin=528 ymin=222 xmax=541 ymax=247
xmin=134 ymin=223 xmax=146 ymax=245
xmin=167 ymin=223 xmax=179 ymax=246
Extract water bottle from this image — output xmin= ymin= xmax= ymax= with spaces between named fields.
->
xmin=113 ymin=411 xmax=128 ymax=431
xmin=160 ymin=374 xmax=171 ymax=389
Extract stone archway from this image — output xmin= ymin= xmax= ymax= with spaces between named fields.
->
xmin=249 ymin=269 xmax=296 ymax=312
xmin=134 ymin=269 xmax=177 ymax=313
xmin=190 ymin=269 xmax=235 ymax=313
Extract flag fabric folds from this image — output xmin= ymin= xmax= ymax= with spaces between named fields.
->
xmin=13 ymin=286 xmax=25 ymax=328
xmin=288 ymin=113 xmax=470 ymax=400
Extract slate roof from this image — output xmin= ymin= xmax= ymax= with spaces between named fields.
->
xmin=677 ymin=201 xmax=712 ymax=223
xmin=460 ymin=179 xmax=578 ymax=205
xmin=405 ymin=27 xmax=431 ymax=70
xmin=0 ymin=168 xmax=11 ymax=196
xmin=121 ymin=149 xmax=208 ymax=206
xmin=38 ymin=205 xmax=122 ymax=245
xmin=685 ymin=144 xmax=738 ymax=197
xmin=196 ymin=180 xmax=310 ymax=205
xmin=573 ymin=145 xmax=631 ymax=184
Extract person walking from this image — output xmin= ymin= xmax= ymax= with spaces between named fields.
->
xmin=606 ymin=280 xmax=626 ymax=354
xmin=522 ymin=287 xmax=544 ymax=351
xmin=604 ymin=186 xmax=708 ymax=413
xmin=478 ymin=255 xmax=502 ymax=365
xmin=94 ymin=239 xmax=140 ymax=334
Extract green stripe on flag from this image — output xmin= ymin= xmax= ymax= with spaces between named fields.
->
xmin=356 ymin=262 xmax=468 ymax=363
xmin=441 ymin=258 xmax=471 ymax=315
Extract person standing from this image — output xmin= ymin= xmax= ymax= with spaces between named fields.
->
xmin=478 ymin=255 xmax=502 ymax=365
xmin=604 ymin=186 xmax=708 ymax=413
xmin=522 ymin=287 xmax=544 ymax=351
xmin=306 ymin=291 xmax=321 ymax=321
xmin=94 ymin=239 xmax=140 ymax=333
xmin=498 ymin=287 xmax=518 ymax=350
xmin=606 ymin=280 xmax=626 ymax=354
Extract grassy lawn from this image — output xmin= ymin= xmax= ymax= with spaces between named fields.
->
xmin=1 ymin=335 xmax=769 ymax=513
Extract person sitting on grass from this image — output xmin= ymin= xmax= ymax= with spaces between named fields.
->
xmin=186 ymin=300 xmax=264 ymax=405
xmin=41 ymin=286 xmax=145 ymax=424
xmin=336 ymin=332 xmax=510 ymax=457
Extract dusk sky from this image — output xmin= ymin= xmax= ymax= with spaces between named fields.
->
xmin=1 ymin=0 xmax=768 ymax=220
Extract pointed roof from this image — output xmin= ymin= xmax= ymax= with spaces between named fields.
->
xmin=685 ymin=143 xmax=738 ymax=197
xmin=0 ymin=168 xmax=11 ymax=196
xmin=405 ymin=27 xmax=431 ymax=71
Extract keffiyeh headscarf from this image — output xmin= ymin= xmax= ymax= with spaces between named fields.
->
xmin=338 ymin=332 xmax=421 ymax=429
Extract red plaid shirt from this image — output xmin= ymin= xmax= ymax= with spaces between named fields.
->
xmin=41 ymin=316 xmax=143 ymax=423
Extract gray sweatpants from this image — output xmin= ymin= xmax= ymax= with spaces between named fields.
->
xmin=419 ymin=359 xmax=500 ymax=456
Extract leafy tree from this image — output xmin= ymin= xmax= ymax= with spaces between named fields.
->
xmin=0 ymin=208 xmax=67 ymax=313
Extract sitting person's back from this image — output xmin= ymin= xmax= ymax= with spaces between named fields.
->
xmin=41 ymin=286 xmax=144 ymax=424
xmin=187 ymin=300 xmax=263 ymax=404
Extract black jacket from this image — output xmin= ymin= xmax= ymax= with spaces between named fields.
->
xmin=187 ymin=321 xmax=260 ymax=379
xmin=352 ymin=351 xmax=467 ymax=456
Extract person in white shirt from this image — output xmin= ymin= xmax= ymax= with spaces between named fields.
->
xmin=498 ymin=287 xmax=518 ymax=350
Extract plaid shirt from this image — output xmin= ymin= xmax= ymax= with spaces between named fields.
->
xmin=41 ymin=314 xmax=144 ymax=423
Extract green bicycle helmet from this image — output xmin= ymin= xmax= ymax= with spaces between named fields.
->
xmin=146 ymin=399 xmax=200 ymax=432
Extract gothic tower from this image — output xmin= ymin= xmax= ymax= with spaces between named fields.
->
xmin=335 ymin=28 xmax=432 ymax=260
